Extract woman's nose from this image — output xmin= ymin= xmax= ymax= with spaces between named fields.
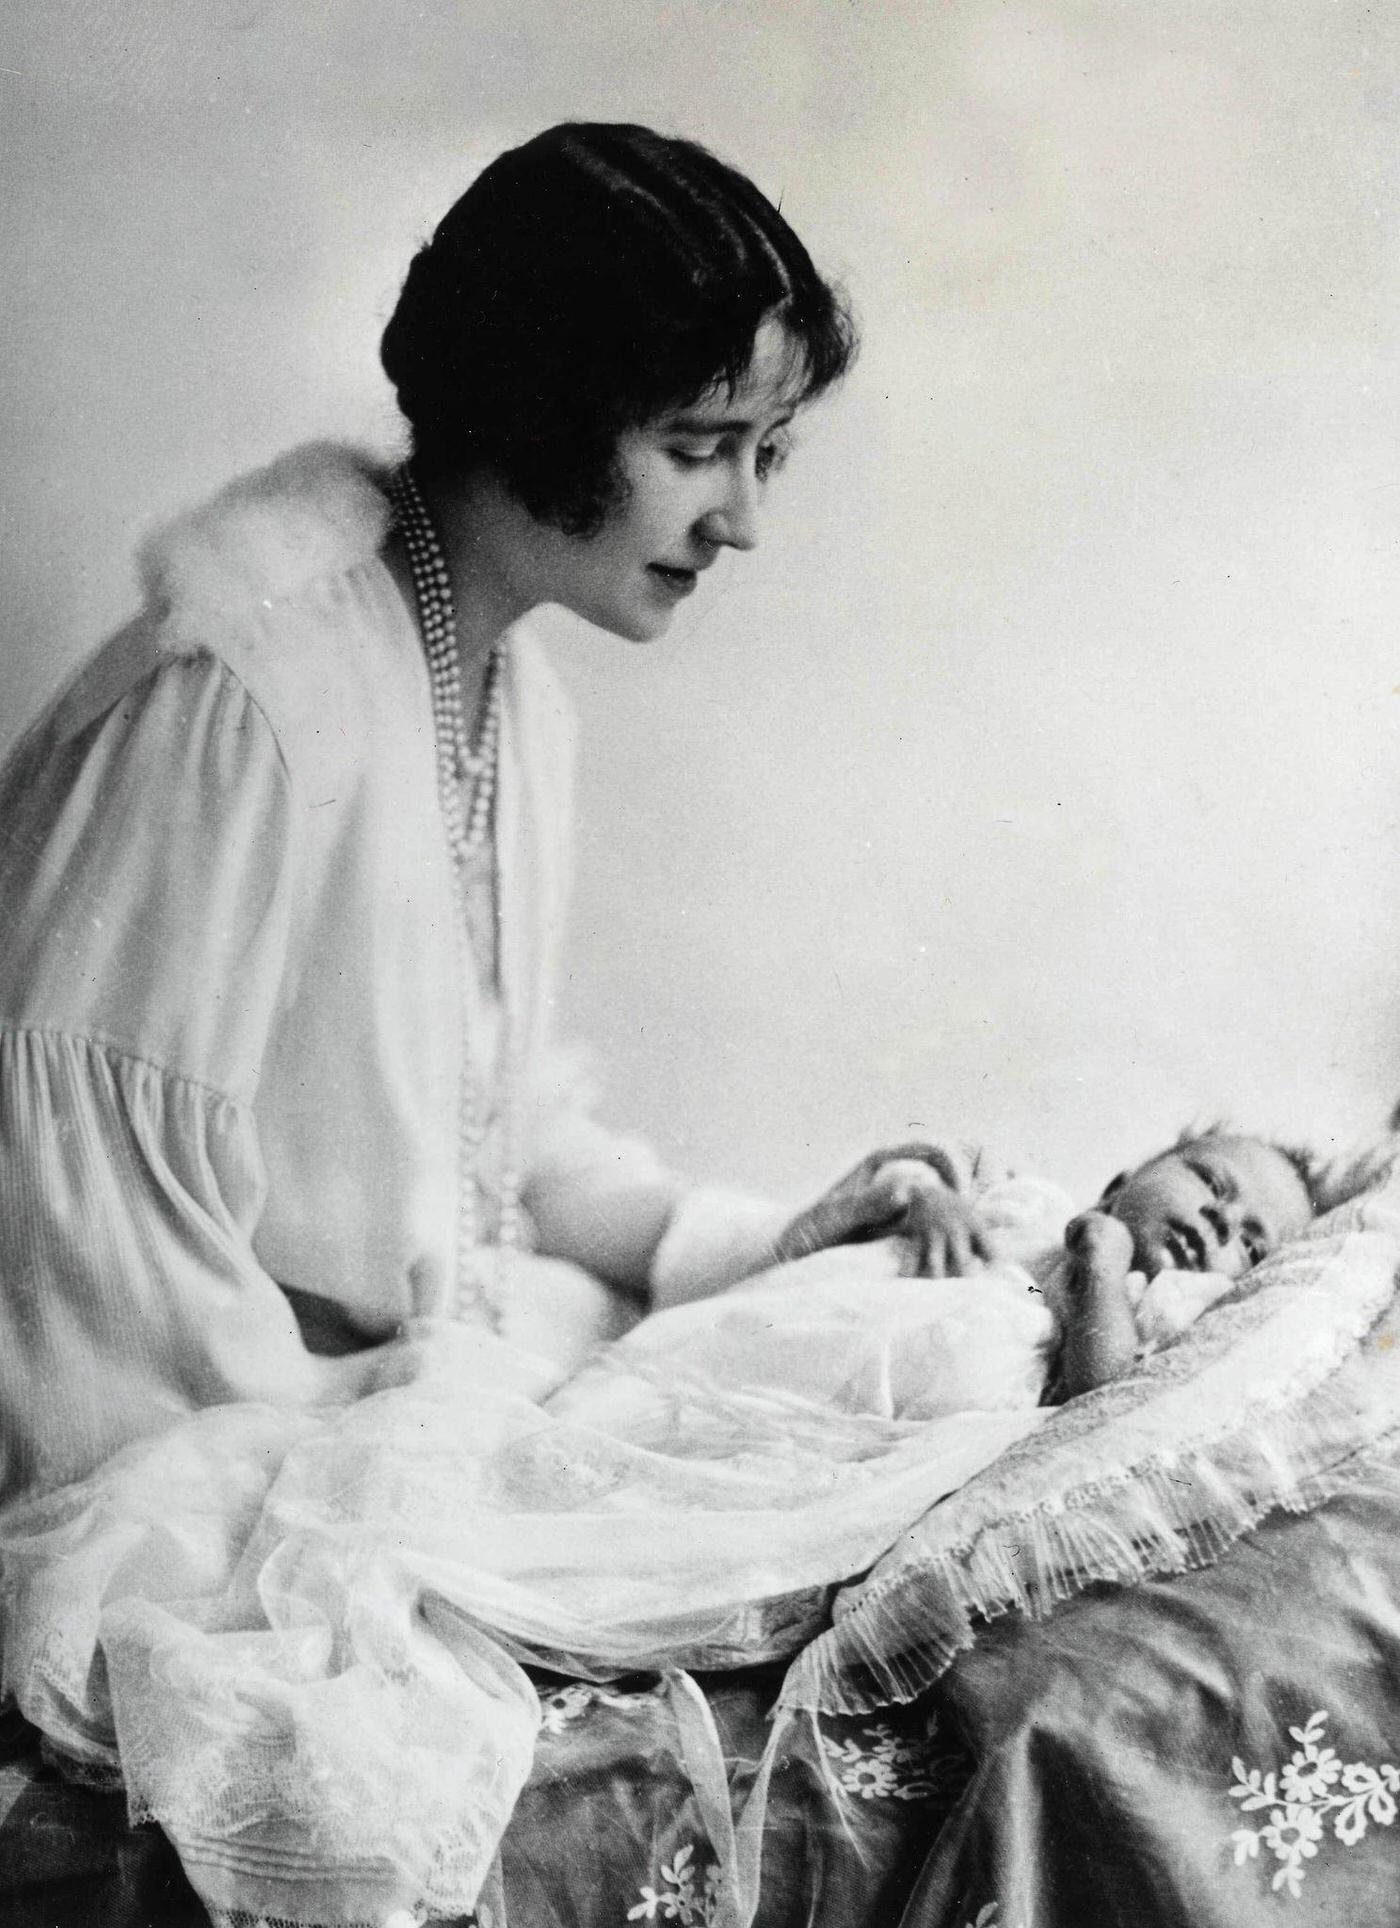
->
xmin=698 ymin=464 xmax=761 ymax=551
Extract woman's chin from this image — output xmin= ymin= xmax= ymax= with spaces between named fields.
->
xmin=588 ymin=605 xmax=677 ymax=645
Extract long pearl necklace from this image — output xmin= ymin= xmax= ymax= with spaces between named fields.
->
xmin=388 ymin=464 xmax=519 ymax=1324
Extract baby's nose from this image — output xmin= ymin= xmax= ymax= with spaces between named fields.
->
xmin=1202 ymin=1203 xmax=1233 ymax=1246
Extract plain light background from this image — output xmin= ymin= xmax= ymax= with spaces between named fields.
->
xmin=2 ymin=0 xmax=1397 ymax=1204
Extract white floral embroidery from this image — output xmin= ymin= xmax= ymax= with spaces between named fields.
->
xmin=539 ymin=1683 xmax=595 ymax=1734
xmin=539 ymin=1680 xmax=667 ymax=1735
xmin=1228 ymin=1710 xmax=1400 ymax=1897
xmin=625 ymin=1842 xmax=722 ymax=1925
xmin=819 ymin=1719 xmax=939 ymax=1801
xmin=595 ymin=1683 xmax=667 ymax=1713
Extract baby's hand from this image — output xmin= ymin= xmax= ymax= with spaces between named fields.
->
xmin=1058 ymin=1210 xmax=1140 ymax=1395
xmin=1063 ymin=1209 xmax=1135 ymax=1277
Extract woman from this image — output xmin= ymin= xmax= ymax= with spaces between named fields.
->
xmin=0 ymin=121 xmax=902 ymax=1501
xmin=0 ymin=121 xmax=975 ymax=1926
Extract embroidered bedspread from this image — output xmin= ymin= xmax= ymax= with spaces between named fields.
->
xmin=905 ymin=1461 xmax=1400 ymax=1927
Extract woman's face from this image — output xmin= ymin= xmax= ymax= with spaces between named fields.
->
xmin=538 ymin=315 xmax=807 ymax=642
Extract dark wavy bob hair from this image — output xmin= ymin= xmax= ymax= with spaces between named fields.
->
xmin=380 ymin=122 xmax=857 ymax=534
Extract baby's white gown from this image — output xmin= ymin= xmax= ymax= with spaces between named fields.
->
xmin=0 ymin=1171 xmax=1069 ymax=1928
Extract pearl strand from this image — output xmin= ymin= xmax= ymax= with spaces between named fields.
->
xmin=388 ymin=464 xmax=519 ymax=1324
xmin=388 ymin=469 xmax=503 ymax=861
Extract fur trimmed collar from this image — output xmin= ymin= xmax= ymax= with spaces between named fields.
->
xmin=139 ymin=443 xmax=393 ymax=621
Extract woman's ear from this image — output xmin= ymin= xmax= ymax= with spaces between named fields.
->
xmin=1097 ymin=1171 xmax=1127 ymax=1207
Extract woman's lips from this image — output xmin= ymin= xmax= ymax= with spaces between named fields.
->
xmin=649 ymin=563 xmax=699 ymax=597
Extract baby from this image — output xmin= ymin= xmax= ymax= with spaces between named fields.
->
xmin=1054 ymin=1131 xmax=1317 ymax=1394
xmin=772 ymin=1128 xmax=1319 ymax=1399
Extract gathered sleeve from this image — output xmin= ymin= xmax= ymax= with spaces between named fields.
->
xmin=0 ymin=651 xmax=371 ymax=1500
xmin=523 ymin=1063 xmax=790 ymax=1310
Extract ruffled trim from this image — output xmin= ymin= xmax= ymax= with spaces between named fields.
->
xmin=140 ymin=444 xmax=392 ymax=625
xmin=781 ymin=1185 xmax=1400 ymax=1718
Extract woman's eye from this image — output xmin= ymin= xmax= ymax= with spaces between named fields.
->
xmin=668 ymin=443 xmax=720 ymax=469
xmin=755 ymin=437 xmax=791 ymax=482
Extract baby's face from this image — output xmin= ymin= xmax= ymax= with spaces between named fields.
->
xmin=1098 ymin=1133 xmax=1312 ymax=1280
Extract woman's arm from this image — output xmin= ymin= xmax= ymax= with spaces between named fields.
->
xmin=528 ymin=1128 xmax=1011 ymax=1308
xmin=528 ymin=1132 xmax=999 ymax=1314
xmin=524 ymin=1105 xmax=684 ymax=1295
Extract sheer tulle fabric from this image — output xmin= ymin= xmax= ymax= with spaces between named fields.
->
xmin=0 ymin=1243 xmax=1057 ymax=1928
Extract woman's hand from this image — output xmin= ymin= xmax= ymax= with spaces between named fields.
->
xmin=771 ymin=1144 xmax=994 ymax=1278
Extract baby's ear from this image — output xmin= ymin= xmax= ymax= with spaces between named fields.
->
xmin=1097 ymin=1171 xmax=1127 ymax=1206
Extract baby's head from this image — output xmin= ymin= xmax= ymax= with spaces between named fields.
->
xmin=1096 ymin=1130 xmax=1316 ymax=1280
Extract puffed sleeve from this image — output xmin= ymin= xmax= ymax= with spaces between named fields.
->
xmin=0 ymin=650 xmax=372 ymax=1500
xmin=524 ymin=1058 xmax=790 ymax=1310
